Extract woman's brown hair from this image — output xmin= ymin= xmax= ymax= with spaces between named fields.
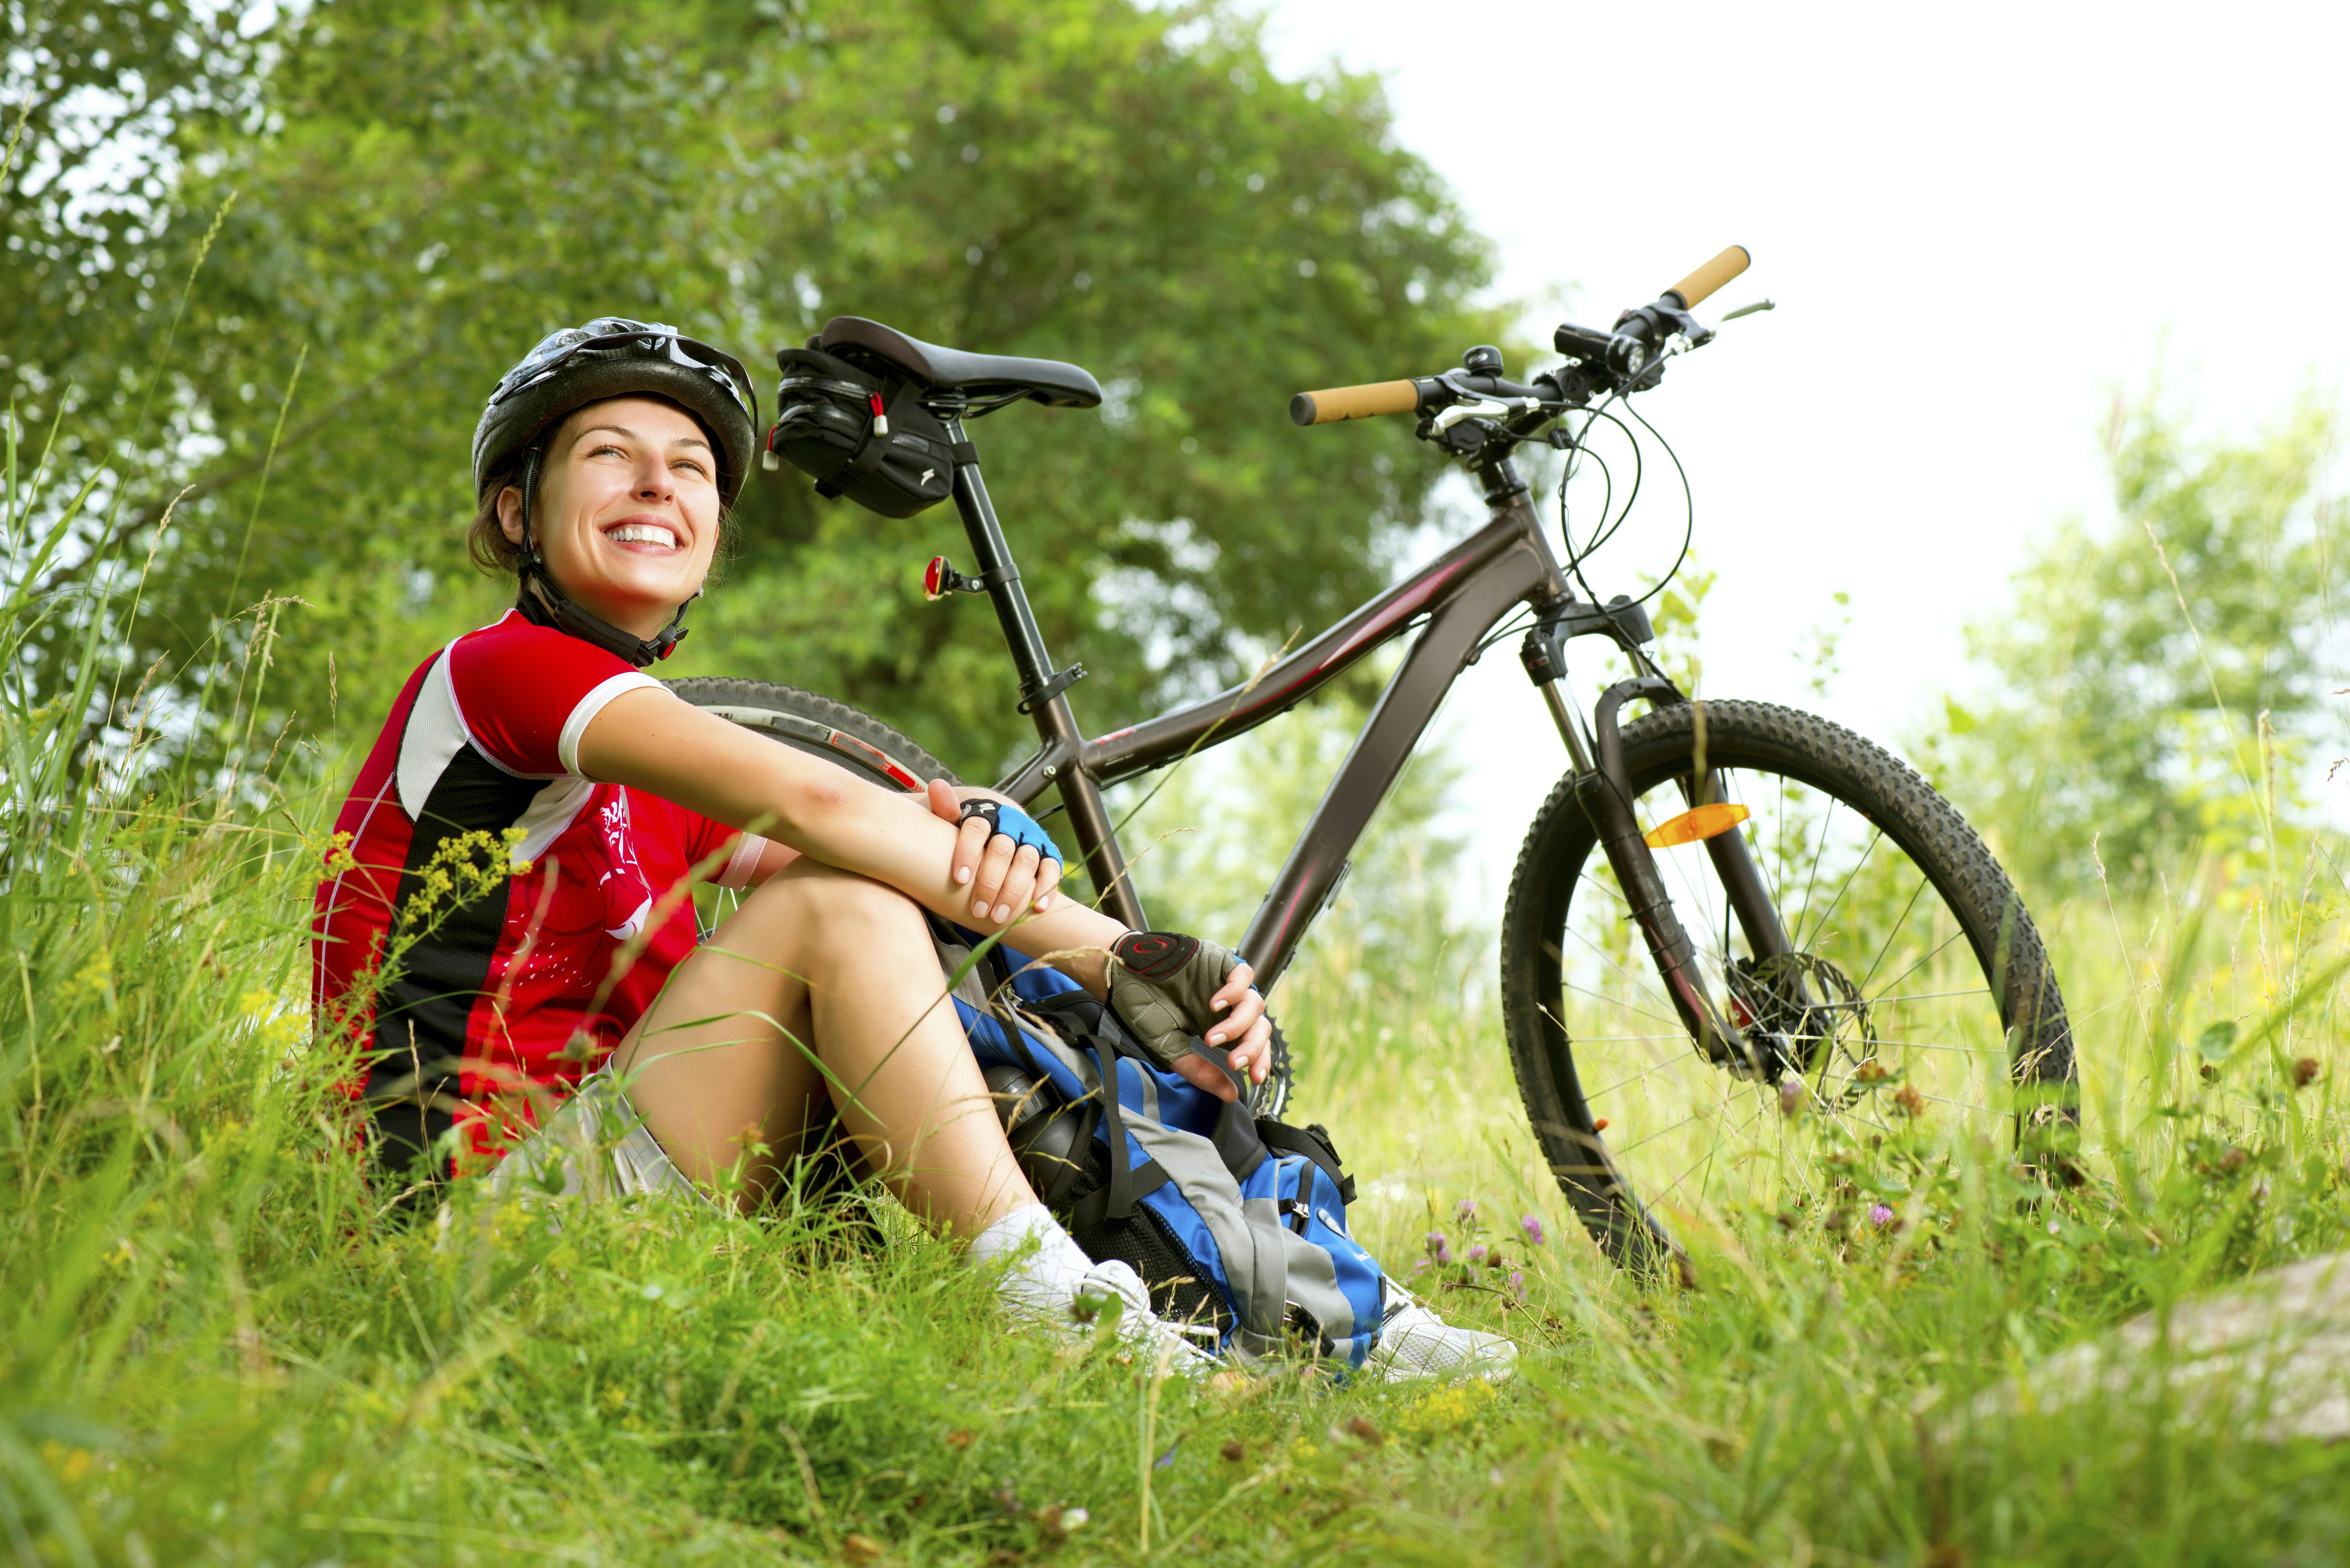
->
xmin=467 ymin=463 xmax=527 ymax=577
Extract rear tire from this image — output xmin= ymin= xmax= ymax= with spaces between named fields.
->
xmin=1499 ymin=698 xmax=2073 ymax=1267
xmin=666 ymin=677 xmax=961 ymax=793
xmin=666 ymin=678 xmax=1295 ymax=1116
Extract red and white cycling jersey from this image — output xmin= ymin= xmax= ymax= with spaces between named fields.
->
xmin=311 ymin=608 xmax=767 ymax=1171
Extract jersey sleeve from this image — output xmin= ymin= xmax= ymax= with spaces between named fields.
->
xmin=445 ymin=613 xmax=662 ymax=777
xmin=681 ymin=806 xmax=771 ymax=889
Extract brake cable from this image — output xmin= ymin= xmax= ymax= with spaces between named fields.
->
xmin=1542 ymin=377 xmax=1696 ymax=618
xmin=1611 ymin=398 xmax=1697 ymax=615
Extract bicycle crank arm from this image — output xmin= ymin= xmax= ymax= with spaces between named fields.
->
xmin=1582 ymin=677 xmax=1751 ymax=1068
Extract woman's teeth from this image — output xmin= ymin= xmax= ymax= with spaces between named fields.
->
xmin=607 ymin=524 xmax=678 ymax=547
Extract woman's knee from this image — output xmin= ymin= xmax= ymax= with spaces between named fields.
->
xmin=744 ymin=858 xmax=929 ymax=946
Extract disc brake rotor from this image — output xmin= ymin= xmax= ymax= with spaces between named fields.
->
xmin=1724 ymin=951 xmax=1878 ymax=1097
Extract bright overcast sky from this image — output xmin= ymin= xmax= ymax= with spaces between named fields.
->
xmin=1255 ymin=0 xmax=2350 ymax=901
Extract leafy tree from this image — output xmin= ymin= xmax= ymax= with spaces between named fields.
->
xmin=23 ymin=0 xmax=1498 ymax=791
xmin=1929 ymin=395 xmax=2345 ymax=894
xmin=1 ymin=0 xmax=272 ymax=419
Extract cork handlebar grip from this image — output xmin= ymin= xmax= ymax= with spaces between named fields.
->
xmin=1289 ymin=380 xmax=1421 ymax=426
xmin=1664 ymin=245 xmax=1752 ymax=310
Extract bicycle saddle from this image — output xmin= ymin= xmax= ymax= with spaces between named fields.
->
xmin=815 ymin=316 xmax=1103 ymax=409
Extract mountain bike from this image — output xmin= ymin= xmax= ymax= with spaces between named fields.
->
xmin=675 ymin=245 xmax=2077 ymax=1267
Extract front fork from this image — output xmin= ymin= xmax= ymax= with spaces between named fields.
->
xmin=1522 ymin=621 xmax=1791 ymax=1069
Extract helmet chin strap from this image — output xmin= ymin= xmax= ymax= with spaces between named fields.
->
xmin=511 ymin=443 xmax=699 ymax=668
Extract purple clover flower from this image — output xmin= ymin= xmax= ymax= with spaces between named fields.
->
xmin=1424 ymin=1230 xmax=1448 ymax=1260
xmin=1509 ymin=1270 xmax=1526 ymax=1299
xmin=1868 ymin=1203 xmax=1896 ymax=1227
xmin=1520 ymin=1214 xmax=1545 ymax=1246
xmin=1456 ymin=1197 xmax=1478 ymax=1223
xmin=1467 ymin=1242 xmax=1488 ymax=1265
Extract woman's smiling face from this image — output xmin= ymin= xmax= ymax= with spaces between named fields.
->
xmin=496 ymin=396 xmax=723 ymax=636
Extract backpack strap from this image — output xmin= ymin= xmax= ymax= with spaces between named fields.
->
xmin=1211 ymin=1096 xmax=1269 ymax=1182
xmin=1255 ymin=1118 xmax=1356 ymax=1205
xmin=1067 ymin=1152 xmax=1171 ymax=1233
xmin=1024 ymin=991 xmax=1165 ymax=1227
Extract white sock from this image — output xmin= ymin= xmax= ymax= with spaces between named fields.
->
xmin=968 ymin=1202 xmax=1142 ymax=1321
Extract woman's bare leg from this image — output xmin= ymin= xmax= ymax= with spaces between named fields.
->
xmin=611 ymin=858 xmax=1036 ymax=1238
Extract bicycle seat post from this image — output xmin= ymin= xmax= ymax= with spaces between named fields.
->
xmin=933 ymin=404 xmax=1142 ymax=927
xmin=932 ymin=409 xmax=1053 ymax=692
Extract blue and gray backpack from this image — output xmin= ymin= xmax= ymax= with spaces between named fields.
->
xmin=935 ymin=922 xmax=1390 ymax=1367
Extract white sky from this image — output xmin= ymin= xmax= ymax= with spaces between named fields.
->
xmin=1257 ymin=0 xmax=2350 ymax=901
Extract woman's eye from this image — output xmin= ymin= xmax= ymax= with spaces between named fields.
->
xmin=673 ymin=458 xmax=710 ymax=479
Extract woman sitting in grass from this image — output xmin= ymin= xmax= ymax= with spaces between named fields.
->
xmin=312 ymin=317 xmax=1509 ymax=1378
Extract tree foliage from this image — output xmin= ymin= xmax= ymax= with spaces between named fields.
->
xmin=9 ymin=0 xmax=1497 ymax=781
xmin=1933 ymin=396 xmax=2345 ymax=893
xmin=1 ymin=0 xmax=270 ymax=416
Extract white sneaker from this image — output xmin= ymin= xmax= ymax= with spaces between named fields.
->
xmin=1070 ymin=1259 xmax=1220 ymax=1376
xmin=1366 ymin=1282 xmax=1518 ymax=1383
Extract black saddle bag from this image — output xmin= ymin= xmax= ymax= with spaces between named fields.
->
xmin=769 ymin=347 xmax=957 ymax=518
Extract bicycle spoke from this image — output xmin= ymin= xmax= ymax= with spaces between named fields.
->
xmin=1575 ymin=866 xmax=1632 ymax=911
xmin=1561 ymin=923 xmax=1682 ymax=1013
xmin=1560 ymin=977 xmax=1684 ymax=1032
xmin=1865 ymin=987 xmax=1994 ymax=1006
xmin=1794 ymin=823 xmax=1884 ymax=955
xmin=1575 ymin=1033 xmax=1700 ymax=1045
xmin=1732 ymin=768 xmax=1790 ymax=913
xmin=1853 ymin=869 xmax=1934 ymax=991
xmin=1869 ymin=925 xmax=1969 ymax=1006
xmin=1785 ymin=1064 xmax=1893 ymax=1133
xmin=1793 ymin=796 xmax=1840 ymax=950
xmin=1609 ymin=1110 xmax=1706 ymax=1157
xmin=1584 ymin=1053 xmax=1705 ymax=1101
xmin=1657 ymin=1099 xmax=1767 ymax=1206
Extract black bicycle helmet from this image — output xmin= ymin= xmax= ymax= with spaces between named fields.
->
xmin=473 ymin=316 xmax=759 ymax=505
xmin=471 ymin=317 xmax=760 ymax=666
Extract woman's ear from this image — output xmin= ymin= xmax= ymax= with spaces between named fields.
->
xmin=496 ymin=484 xmax=526 ymax=546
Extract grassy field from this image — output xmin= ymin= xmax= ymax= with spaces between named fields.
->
xmin=6 ymin=461 xmax=2349 ymax=1566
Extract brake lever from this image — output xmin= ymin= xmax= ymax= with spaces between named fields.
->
xmin=1614 ymin=301 xmax=1717 ymax=355
xmin=1432 ymin=396 xmax=1541 ymax=433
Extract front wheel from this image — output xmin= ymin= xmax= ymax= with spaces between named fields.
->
xmin=666 ymin=678 xmax=1296 ymax=1116
xmin=1499 ymin=698 xmax=2074 ymax=1266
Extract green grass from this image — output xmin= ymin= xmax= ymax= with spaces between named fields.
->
xmin=7 ymin=428 xmax=2350 ymax=1566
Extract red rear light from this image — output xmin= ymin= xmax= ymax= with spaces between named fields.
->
xmin=924 ymin=556 xmax=947 ymax=600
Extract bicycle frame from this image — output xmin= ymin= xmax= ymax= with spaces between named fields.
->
xmin=946 ymin=419 xmax=1788 ymax=1024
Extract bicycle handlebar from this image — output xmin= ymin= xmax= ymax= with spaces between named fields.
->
xmin=1290 ymin=245 xmax=1752 ymax=427
xmin=1288 ymin=379 xmax=1431 ymax=426
xmin=1662 ymin=245 xmax=1750 ymax=310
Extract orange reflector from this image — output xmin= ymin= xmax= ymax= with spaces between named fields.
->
xmin=1642 ymin=802 xmax=1751 ymax=848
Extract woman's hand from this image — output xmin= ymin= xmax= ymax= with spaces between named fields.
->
xmin=1103 ymin=932 xmax=1274 ymax=1106
xmin=1166 ymin=963 xmax=1272 ymax=1104
xmin=927 ymin=780 xmax=1063 ymax=927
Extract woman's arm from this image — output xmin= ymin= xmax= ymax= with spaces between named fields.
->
xmin=734 ymin=781 xmax=1061 ymax=933
xmin=580 ymin=684 xmax=1269 ymax=1092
